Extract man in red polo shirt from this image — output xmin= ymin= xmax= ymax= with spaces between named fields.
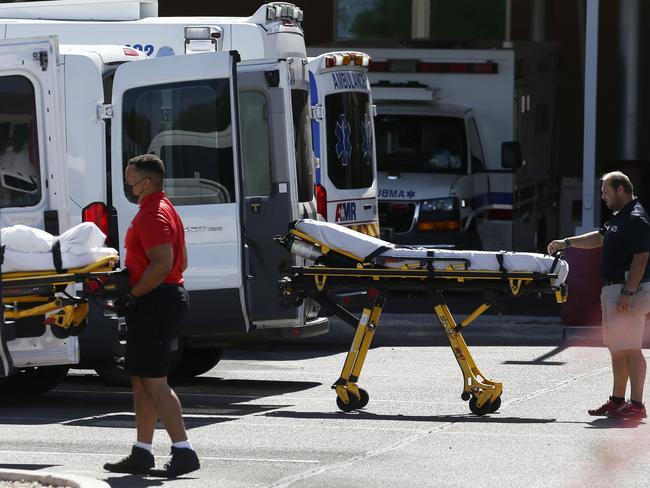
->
xmin=104 ymin=154 xmax=199 ymax=477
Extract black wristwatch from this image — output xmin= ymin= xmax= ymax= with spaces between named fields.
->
xmin=621 ymin=288 xmax=637 ymax=296
xmin=563 ymin=238 xmax=571 ymax=248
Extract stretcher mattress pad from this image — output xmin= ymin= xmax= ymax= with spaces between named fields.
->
xmin=1 ymin=222 xmax=117 ymax=274
xmin=294 ymin=219 xmax=569 ymax=286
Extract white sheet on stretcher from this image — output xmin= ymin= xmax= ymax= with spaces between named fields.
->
xmin=1 ymin=222 xmax=118 ymax=274
xmin=294 ymin=219 xmax=569 ymax=286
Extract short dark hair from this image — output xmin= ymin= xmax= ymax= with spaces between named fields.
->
xmin=602 ymin=171 xmax=633 ymax=195
xmin=128 ymin=154 xmax=165 ymax=178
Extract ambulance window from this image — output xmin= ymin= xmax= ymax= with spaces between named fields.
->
xmin=468 ymin=118 xmax=486 ymax=172
xmin=375 ymin=115 xmax=467 ymax=174
xmin=325 ymin=91 xmax=374 ymax=189
xmin=291 ymin=89 xmax=315 ymax=202
xmin=240 ymin=91 xmax=271 ymax=197
xmin=122 ymin=79 xmax=235 ymax=206
xmin=0 ymin=75 xmax=41 ymax=209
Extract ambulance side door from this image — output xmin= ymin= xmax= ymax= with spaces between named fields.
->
xmin=111 ymin=52 xmax=250 ymax=334
xmin=237 ymin=60 xmax=300 ymax=324
xmin=0 ymin=36 xmax=69 ymax=376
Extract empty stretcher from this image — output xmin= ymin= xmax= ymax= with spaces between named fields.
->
xmin=277 ymin=219 xmax=569 ymax=416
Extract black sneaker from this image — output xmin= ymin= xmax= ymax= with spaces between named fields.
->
xmin=103 ymin=446 xmax=154 ymax=474
xmin=162 ymin=446 xmax=200 ymax=477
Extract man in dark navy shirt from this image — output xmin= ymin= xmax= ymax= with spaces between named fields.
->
xmin=548 ymin=171 xmax=650 ymax=419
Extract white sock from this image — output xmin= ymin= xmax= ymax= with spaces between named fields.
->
xmin=134 ymin=441 xmax=153 ymax=454
xmin=172 ymin=440 xmax=193 ymax=450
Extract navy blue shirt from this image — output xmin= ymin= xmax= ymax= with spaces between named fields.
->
xmin=599 ymin=198 xmax=650 ymax=282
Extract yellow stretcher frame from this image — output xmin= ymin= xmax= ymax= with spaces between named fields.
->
xmin=279 ymin=229 xmax=567 ymax=416
xmin=2 ymin=255 xmax=118 ymax=334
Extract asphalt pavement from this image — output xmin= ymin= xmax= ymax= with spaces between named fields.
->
xmin=0 ymin=311 xmax=649 ymax=487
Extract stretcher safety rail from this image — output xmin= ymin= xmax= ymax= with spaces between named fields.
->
xmin=2 ymin=255 xmax=124 ymax=338
xmin=276 ymin=219 xmax=569 ymax=416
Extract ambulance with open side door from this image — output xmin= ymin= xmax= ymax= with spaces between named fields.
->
xmin=0 ymin=0 xmax=328 ymax=387
xmin=307 ymin=51 xmax=379 ymax=237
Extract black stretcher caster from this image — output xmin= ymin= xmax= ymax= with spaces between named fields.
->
xmin=336 ymin=392 xmax=359 ymax=412
xmin=469 ymin=396 xmax=493 ymax=416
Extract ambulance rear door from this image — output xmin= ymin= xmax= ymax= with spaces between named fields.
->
xmin=0 ymin=36 xmax=69 ymax=374
xmin=110 ymin=51 xmax=250 ymax=335
xmin=309 ymin=56 xmax=378 ymax=236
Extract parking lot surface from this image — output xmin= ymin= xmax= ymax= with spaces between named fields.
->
xmin=0 ymin=315 xmax=649 ymax=487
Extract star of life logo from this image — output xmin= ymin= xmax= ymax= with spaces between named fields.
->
xmin=335 ymin=114 xmax=352 ymax=166
xmin=361 ymin=114 xmax=372 ymax=164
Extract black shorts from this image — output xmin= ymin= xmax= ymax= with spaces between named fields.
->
xmin=124 ymin=284 xmax=189 ymax=378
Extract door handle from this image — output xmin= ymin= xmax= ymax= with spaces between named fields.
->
xmin=249 ymin=197 xmax=262 ymax=214
xmin=363 ymin=204 xmax=373 ymax=210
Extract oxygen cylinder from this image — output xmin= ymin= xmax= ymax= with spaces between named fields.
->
xmin=287 ymin=237 xmax=323 ymax=261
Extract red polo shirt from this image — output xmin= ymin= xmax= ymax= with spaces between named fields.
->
xmin=124 ymin=191 xmax=185 ymax=287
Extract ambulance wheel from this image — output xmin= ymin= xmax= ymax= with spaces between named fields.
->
xmin=461 ymin=392 xmax=471 ymax=401
xmin=357 ymin=388 xmax=370 ymax=409
xmin=489 ymin=395 xmax=502 ymax=413
xmin=336 ymin=393 xmax=359 ymax=412
xmin=469 ymin=396 xmax=492 ymax=416
xmin=0 ymin=365 xmax=70 ymax=400
xmin=172 ymin=347 xmax=223 ymax=378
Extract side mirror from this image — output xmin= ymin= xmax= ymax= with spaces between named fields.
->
xmin=501 ymin=141 xmax=523 ymax=169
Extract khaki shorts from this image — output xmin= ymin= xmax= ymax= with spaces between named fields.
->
xmin=601 ymin=284 xmax=650 ymax=351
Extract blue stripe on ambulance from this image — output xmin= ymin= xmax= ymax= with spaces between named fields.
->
xmin=309 ymin=70 xmax=321 ymax=184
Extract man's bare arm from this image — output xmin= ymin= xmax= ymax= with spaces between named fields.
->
xmin=547 ymin=230 xmax=603 ymax=255
xmin=625 ymin=252 xmax=649 ymax=292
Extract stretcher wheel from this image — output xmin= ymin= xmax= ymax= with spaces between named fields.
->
xmin=461 ymin=392 xmax=471 ymax=401
xmin=357 ymin=388 xmax=369 ymax=409
xmin=336 ymin=393 xmax=359 ymax=412
xmin=489 ymin=395 xmax=501 ymax=413
xmin=469 ymin=396 xmax=492 ymax=416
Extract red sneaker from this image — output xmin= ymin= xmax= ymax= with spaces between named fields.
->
xmin=588 ymin=398 xmax=624 ymax=416
xmin=606 ymin=401 xmax=647 ymax=419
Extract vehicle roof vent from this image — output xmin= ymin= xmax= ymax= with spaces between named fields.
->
xmin=0 ymin=0 xmax=158 ymax=21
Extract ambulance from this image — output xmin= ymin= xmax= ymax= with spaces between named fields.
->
xmin=314 ymin=43 xmax=559 ymax=252
xmin=0 ymin=1 xmax=328 ymax=390
xmin=306 ymin=51 xmax=379 ymax=237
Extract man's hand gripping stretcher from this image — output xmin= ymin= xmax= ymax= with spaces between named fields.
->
xmin=276 ymin=219 xmax=569 ymax=416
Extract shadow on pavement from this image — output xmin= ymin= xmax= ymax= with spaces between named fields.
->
xmin=0 ymin=375 xmax=321 ymax=428
xmin=585 ymin=418 xmax=646 ymax=429
xmin=0 ymin=464 xmax=57 ymax=470
xmin=105 ymin=473 xmax=166 ymax=487
xmin=263 ymin=410 xmax=556 ymax=424
xmin=502 ymin=345 xmax=568 ymax=366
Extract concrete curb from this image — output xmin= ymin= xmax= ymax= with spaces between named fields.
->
xmin=0 ymin=468 xmax=109 ymax=488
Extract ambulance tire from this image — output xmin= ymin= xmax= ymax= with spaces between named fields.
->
xmin=95 ymin=346 xmax=184 ymax=386
xmin=0 ymin=365 xmax=70 ymax=400
xmin=171 ymin=346 xmax=223 ymax=378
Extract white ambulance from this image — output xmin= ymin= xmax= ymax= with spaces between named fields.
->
xmin=0 ymin=2 xmax=328 ymax=390
xmin=306 ymin=51 xmax=379 ymax=237
xmin=333 ymin=43 xmax=559 ymax=252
